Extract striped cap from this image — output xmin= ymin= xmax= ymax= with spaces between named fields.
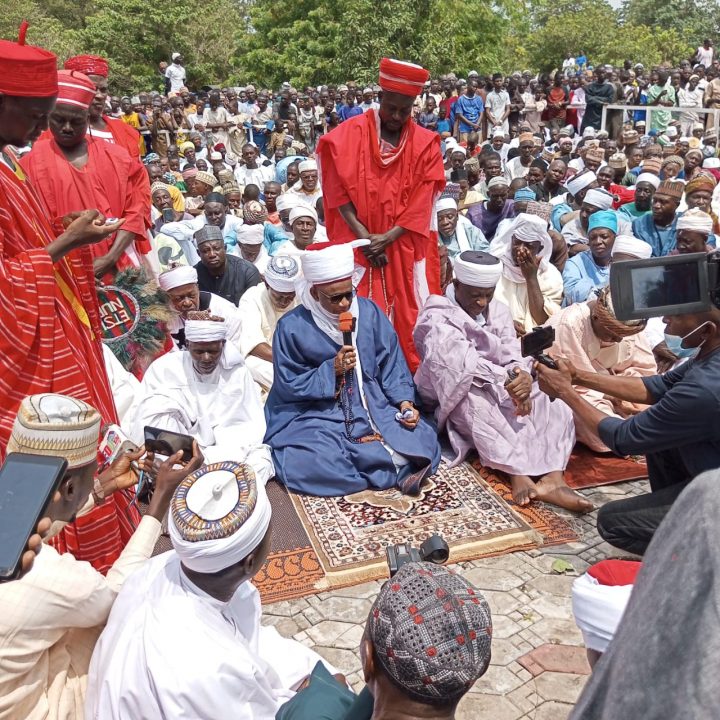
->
xmin=378 ymin=58 xmax=429 ymax=97
xmin=57 ymin=70 xmax=97 ymax=110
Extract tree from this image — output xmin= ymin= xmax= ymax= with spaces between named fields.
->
xmin=620 ymin=0 xmax=720 ymax=46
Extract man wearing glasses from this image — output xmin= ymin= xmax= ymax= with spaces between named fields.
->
xmin=264 ymin=242 xmax=441 ymax=497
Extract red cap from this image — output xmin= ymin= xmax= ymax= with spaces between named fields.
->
xmin=0 ymin=22 xmax=58 ymax=98
xmin=64 ymin=54 xmax=109 ymax=78
xmin=587 ymin=559 xmax=642 ymax=587
xmin=57 ymin=70 xmax=96 ymax=109
xmin=378 ymin=58 xmax=429 ymax=97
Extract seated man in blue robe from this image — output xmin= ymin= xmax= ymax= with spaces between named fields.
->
xmin=265 ymin=241 xmax=441 ymax=496
xmin=631 ymin=179 xmax=683 ymax=256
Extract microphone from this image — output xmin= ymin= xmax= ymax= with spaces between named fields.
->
xmin=339 ymin=311 xmax=356 ymax=347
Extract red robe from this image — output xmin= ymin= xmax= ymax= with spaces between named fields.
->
xmin=317 ymin=110 xmax=446 ymax=371
xmin=102 ymin=115 xmax=143 ymax=159
xmin=21 ymin=135 xmax=152 ymax=278
xmin=0 ymin=150 xmax=140 ymax=573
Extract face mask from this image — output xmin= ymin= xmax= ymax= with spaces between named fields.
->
xmin=678 ymin=320 xmax=714 ymax=351
xmin=664 ymin=332 xmax=699 ymax=359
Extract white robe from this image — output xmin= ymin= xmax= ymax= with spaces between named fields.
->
xmin=122 ymin=348 xmax=274 ymax=482
xmin=85 ymin=553 xmax=330 ymax=720
xmin=237 ymin=284 xmax=298 ymax=392
xmin=102 ymin=344 xmax=140 ymax=424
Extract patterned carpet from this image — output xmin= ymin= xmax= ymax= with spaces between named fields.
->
xmin=253 ymin=461 xmax=578 ymax=604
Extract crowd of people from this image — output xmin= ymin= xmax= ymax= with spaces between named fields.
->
xmin=1 ymin=19 xmax=719 ymax=720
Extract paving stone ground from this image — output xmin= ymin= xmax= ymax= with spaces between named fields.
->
xmin=262 ymin=478 xmax=648 ymax=719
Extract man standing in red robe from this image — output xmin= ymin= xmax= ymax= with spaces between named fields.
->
xmin=63 ymin=54 xmax=143 ymax=160
xmin=0 ymin=26 xmax=139 ymax=571
xmin=317 ymin=58 xmax=446 ymax=371
xmin=22 ymin=70 xmax=152 ymax=281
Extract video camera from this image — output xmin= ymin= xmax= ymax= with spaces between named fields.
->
xmin=610 ymin=252 xmax=720 ymax=321
xmin=520 ymin=326 xmax=559 ymax=370
xmin=386 ymin=534 xmax=450 ymax=577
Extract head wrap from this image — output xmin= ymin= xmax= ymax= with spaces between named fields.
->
xmin=592 ymin=287 xmax=646 ymax=337
xmin=583 ymin=127 xmax=596 ymax=138
xmin=454 ymin=251 xmax=503 ymax=288
xmin=514 ymin=187 xmax=536 ymax=202
xmin=654 ymin=180 xmax=684 ymax=201
xmin=378 ymin=57 xmax=430 ymax=97
xmin=194 ymin=225 xmax=224 ymax=247
xmin=195 ymin=171 xmax=217 ymax=188
xmin=635 ymin=173 xmax=661 ymax=189
xmin=677 ymin=208 xmax=714 ymax=235
xmin=179 ymin=141 xmax=195 ymax=154
xmin=182 ymin=167 xmax=198 ymax=180
xmin=290 ymin=205 xmax=318 ymax=225
xmin=487 ymin=176 xmax=509 ymax=190
xmin=685 ymin=173 xmax=717 ymax=196
xmin=64 ymin=54 xmax=108 ymax=78
xmin=566 ymin=170 xmax=597 ymax=197
xmin=641 ymin=158 xmax=662 ymax=175
xmin=489 ymin=213 xmax=552 ymax=284
xmin=158 ymin=265 xmax=198 ymax=291
xmin=608 ymin=153 xmax=627 ymax=170
xmin=302 ymin=240 xmax=370 ymax=285
xmin=143 ymin=152 xmax=161 ymax=166
xmin=236 ymin=224 xmax=265 ymax=246
xmin=0 ymin=22 xmax=58 ymax=97
xmin=7 ymin=393 xmax=101 ymax=469
xmin=298 ymin=159 xmax=317 ymax=173
xmin=436 ymin=197 xmax=458 ymax=214
xmin=588 ymin=210 xmax=618 ymax=234
xmin=243 ymin=200 xmax=268 ymax=224
xmin=611 ymin=235 xmax=653 ymax=259
xmin=584 ymin=188 xmax=614 ymax=210
xmin=184 ymin=315 xmax=228 ymax=342
xmin=368 ymin=562 xmax=492 ymax=704
xmin=169 ymin=462 xmax=272 ymax=574
xmin=56 ymin=70 xmax=96 ymax=109
xmin=265 ymin=255 xmax=300 ymax=292
xmin=171 ymin=52 xmax=181 ymax=61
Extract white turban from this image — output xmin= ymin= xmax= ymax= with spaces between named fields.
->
xmin=236 ymin=224 xmax=265 ymax=246
xmin=584 ymin=188 xmax=614 ymax=210
xmin=275 ymin=194 xmax=307 ymax=212
xmin=298 ymin=159 xmax=317 ymax=173
xmin=159 ymin=265 xmax=198 ymax=291
xmin=184 ymin=319 xmax=228 ymax=342
xmin=492 ymin=128 xmax=505 ymax=139
xmin=436 ymin=197 xmax=458 ymax=214
xmin=611 ymin=235 xmax=653 ymax=259
xmin=169 ymin=463 xmax=272 ymax=574
xmin=454 ymin=251 xmax=502 ymax=288
xmin=565 ymin=171 xmax=597 ymax=197
xmin=636 ymin=173 xmax=661 ymax=189
xmin=677 ymin=208 xmax=714 ymax=235
xmin=489 ymin=213 xmax=552 ymax=284
xmin=265 ymin=255 xmax=300 ymax=292
xmin=302 ymin=240 xmax=370 ymax=285
xmin=289 ymin=205 xmax=318 ymax=226
xmin=582 ymin=127 xmax=596 ymax=138
xmin=665 ymin=126 xmax=678 ymax=138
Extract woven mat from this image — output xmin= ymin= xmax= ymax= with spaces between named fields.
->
xmin=564 ymin=446 xmax=647 ymax=490
xmin=254 ymin=461 xmax=577 ymax=604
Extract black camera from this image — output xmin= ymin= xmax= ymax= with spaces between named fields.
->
xmin=385 ymin=534 xmax=450 ymax=577
xmin=610 ymin=252 xmax=720 ymax=321
xmin=520 ymin=326 xmax=558 ymax=370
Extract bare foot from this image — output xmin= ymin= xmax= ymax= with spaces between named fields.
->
xmin=510 ymin=475 xmax=537 ymax=506
xmin=535 ymin=471 xmax=593 ymax=513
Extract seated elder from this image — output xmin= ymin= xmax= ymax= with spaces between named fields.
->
xmin=488 ymin=213 xmax=564 ymax=335
xmin=414 ymin=251 xmax=590 ymax=513
xmin=264 ymin=242 xmax=441 ymax=496
xmin=124 ymin=312 xmax=273 ymax=478
xmin=436 ymin=197 xmax=489 ymax=263
xmin=548 ymin=287 xmax=657 ymax=452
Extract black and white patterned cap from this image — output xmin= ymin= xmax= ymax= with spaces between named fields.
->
xmin=368 ymin=562 xmax=492 ymax=704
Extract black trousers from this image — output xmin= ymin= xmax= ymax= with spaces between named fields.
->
xmin=596 ymin=449 xmax=692 ymax=556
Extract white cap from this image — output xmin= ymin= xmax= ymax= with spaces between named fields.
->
xmin=566 ymin=171 xmax=597 ymax=197
xmin=289 ymin=205 xmax=318 ymax=225
xmin=159 ymin=265 xmax=199 ymax=291
xmin=298 ymin=159 xmax=317 ymax=173
xmin=236 ymin=224 xmax=265 ymax=246
xmin=611 ymin=235 xmax=653 ymax=259
xmin=584 ymin=188 xmax=614 ymax=210
xmin=636 ymin=173 xmax=661 ymax=189
xmin=436 ymin=197 xmax=458 ymax=214
xmin=265 ymin=255 xmax=300 ymax=292
xmin=677 ymin=207 xmax=714 ymax=235
xmin=301 ymin=240 xmax=370 ymax=285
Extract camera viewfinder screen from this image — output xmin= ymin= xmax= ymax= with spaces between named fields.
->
xmin=631 ymin=261 xmax=701 ymax=309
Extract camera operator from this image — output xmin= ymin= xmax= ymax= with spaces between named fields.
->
xmin=0 ymin=394 xmax=203 ymax=720
xmin=536 ymin=305 xmax=720 ymax=556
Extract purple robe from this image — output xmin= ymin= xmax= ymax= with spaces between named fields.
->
xmin=466 ymin=199 xmax=515 ymax=240
xmin=413 ymin=294 xmax=575 ymax=476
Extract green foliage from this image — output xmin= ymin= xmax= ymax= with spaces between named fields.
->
xmin=620 ymin=0 xmax=720 ymax=46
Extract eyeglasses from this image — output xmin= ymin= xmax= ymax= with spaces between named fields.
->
xmin=317 ymin=287 xmax=356 ymax=304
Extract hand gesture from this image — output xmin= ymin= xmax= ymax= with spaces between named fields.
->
xmin=98 ymin=445 xmax=146 ymax=496
xmin=14 ymin=517 xmax=52 ymax=581
xmin=506 ymin=368 xmax=532 ymax=403
xmin=399 ymin=401 xmax=420 ymax=430
xmin=154 ymin=441 xmax=204 ymax=495
xmin=62 ymin=209 xmax=125 ymax=251
xmin=535 ymin=356 xmax=574 ymax=399
xmin=514 ymin=244 xmax=540 ymax=280
xmin=334 ymin=345 xmax=356 ymax=376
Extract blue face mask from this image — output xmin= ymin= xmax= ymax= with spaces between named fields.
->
xmin=664 ymin=332 xmax=699 ymax=359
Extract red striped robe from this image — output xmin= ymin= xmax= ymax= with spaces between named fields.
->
xmin=0 ymin=150 xmax=139 ymax=573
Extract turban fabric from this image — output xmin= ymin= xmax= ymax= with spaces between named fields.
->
xmin=158 ymin=265 xmax=198 ymax=291
xmin=64 ymin=54 xmax=109 ymax=78
xmin=685 ymin=173 xmax=717 ymax=196
xmin=593 ymin=287 xmax=646 ymax=337
xmin=611 ymin=235 xmax=652 ymax=259
xmin=302 ymin=240 xmax=370 ymax=285
xmin=454 ymin=251 xmax=503 ymax=288
xmin=0 ymin=22 xmax=58 ymax=97
xmin=677 ymin=208 xmax=714 ymax=235
xmin=587 ymin=210 xmax=618 ymax=234
xmin=184 ymin=318 xmax=228 ymax=342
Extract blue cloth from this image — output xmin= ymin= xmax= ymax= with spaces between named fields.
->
xmin=265 ymin=298 xmax=441 ymax=496
xmin=339 ymin=105 xmax=363 ymax=122
xmin=561 ymin=250 xmax=610 ymax=304
xmin=436 ymin=119 xmax=452 ymax=135
xmin=598 ymin=349 xmax=720 ymax=481
xmin=454 ymin=94 xmax=485 ymax=133
xmin=439 ymin=219 xmax=489 ymax=260
xmin=264 ymin=223 xmax=288 ymax=254
xmin=632 ymin=213 xmax=680 ymax=256
xmin=551 ymin=201 xmax=572 ymax=232
xmin=587 ymin=209 xmax=618 ymax=233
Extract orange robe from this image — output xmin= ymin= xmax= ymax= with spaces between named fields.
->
xmin=317 ymin=110 xmax=446 ymax=371
xmin=0 ymin=149 xmax=139 ymax=573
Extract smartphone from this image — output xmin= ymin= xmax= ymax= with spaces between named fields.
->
xmin=98 ymin=425 xmax=138 ymax=472
xmin=0 ymin=453 xmax=68 ymax=581
xmin=520 ymin=326 xmax=556 ymax=358
xmin=161 ymin=208 xmax=176 ymax=223
xmin=144 ymin=426 xmax=194 ymax=463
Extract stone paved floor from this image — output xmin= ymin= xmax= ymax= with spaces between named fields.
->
xmin=262 ymin=478 xmax=648 ymax=719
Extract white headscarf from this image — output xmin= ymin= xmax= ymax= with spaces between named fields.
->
xmin=159 ymin=265 xmax=198 ymax=291
xmin=489 ymin=213 xmax=552 ymax=284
